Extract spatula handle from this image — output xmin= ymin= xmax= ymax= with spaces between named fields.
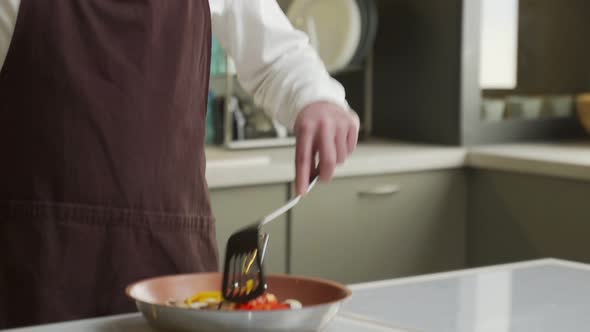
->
xmin=258 ymin=175 xmax=319 ymax=228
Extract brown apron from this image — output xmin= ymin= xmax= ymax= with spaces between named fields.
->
xmin=0 ymin=0 xmax=218 ymax=328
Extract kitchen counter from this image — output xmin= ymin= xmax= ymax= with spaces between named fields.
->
xmin=343 ymin=258 xmax=590 ymax=331
xmin=7 ymin=259 xmax=590 ymax=332
xmin=206 ymin=140 xmax=590 ymax=188
xmin=206 ymin=141 xmax=466 ymax=189
xmin=2 ymin=314 xmax=401 ymax=332
xmin=468 ymin=141 xmax=590 ymax=181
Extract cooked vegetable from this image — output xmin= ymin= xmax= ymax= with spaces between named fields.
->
xmin=166 ymin=291 xmax=301 ymax=312
xmin=235 ymin=293 xmax=290 ymax=311
xmin=284 ymin=299 xmax=303 ymax=310
xmin=185 ymin=291 xmax=222 ymax=305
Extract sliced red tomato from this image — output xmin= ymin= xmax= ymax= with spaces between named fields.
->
xmin=235 ymin=294 xmax=291 ymax=311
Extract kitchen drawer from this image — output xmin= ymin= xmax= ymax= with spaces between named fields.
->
xmin=210 ymin=184 xmax=289 ymax=274
xmin=291 ymin=170 xmax=466 ymax=284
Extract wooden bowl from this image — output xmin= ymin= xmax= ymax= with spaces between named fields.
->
xmin=576 ymin=93 xmax=590 ymax=135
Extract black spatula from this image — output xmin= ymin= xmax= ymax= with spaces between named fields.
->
xmin=221 ymin=175 xmax=319 ymax=304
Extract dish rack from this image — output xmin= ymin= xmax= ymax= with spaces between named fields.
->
xmin=209 ymin=57 xmax=289 ymax=150
xmin=209 ymin=54 xmax=374 ymax=150
xmin=209 ymin=0 xmax=377 ymax=150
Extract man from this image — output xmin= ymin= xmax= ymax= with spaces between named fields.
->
xmin=0 ymin=0 xmax=358 ymax=328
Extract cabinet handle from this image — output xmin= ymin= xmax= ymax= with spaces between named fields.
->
xmin=357 ymin=185 xmax=401 ymax=197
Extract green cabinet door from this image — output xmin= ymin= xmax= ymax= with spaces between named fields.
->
xmin=468 ymin=170 xmax=590 ymax=267
xmin=291 ymin=170 xmax=466 ymax=284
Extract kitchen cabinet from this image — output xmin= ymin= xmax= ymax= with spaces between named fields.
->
xmin=371 ymin=0 xmax=585 ymax=146
xmin=209 ymin=184 xmax=289 ymax=274
xmin=290 ymin=170 xmax=466 ymax=284
xmin=467 ymin=169 xmax=590 ymax=267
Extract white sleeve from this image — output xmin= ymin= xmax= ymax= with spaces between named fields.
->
xmin=0 ymin=0 xmax=20 ymax=71
xmin=210 ymin=0 xmax=350 ymax=130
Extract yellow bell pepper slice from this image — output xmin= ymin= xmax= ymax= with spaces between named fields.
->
xmin=246 ymin=279 xmax=254 ymax=293
xmin=185 ymin=291 xmax=222 ymax=305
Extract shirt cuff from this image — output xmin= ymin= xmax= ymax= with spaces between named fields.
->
xmin=276 ymin=79 xmax=353 ymax=131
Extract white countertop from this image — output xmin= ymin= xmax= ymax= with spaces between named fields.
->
xmin=341 ymin=259 xmax=590 ymax=332
xmin=206 ymin=140 xmax=590 ymax=188
xmin=468 ymin=141 xmax=590 ymax=181
xmin=8 ymin=259 xmax=590 ymax=332
xmin=206 ymin=141 xmax=467 ymax=189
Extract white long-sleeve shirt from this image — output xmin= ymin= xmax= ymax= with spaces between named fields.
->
xmin=0 ymin=0 xmax=349 ymax=130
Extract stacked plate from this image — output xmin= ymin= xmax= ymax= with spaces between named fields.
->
xmin=287 ymin=0 xmax=378 ymax=73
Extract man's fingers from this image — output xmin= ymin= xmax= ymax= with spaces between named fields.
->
xmin=347 ymin=113 xmax=360 ymax=154
xmin=295 ymin=121 xmax=315 ymax=195
xmin=336 ymin=125 xmax=348 ymax=164
xmin=318 ymin=122 xmax=336 ymax=182
xmin=294 ymin=104 xmax=360 ymax=193
xmin=347 ymin=123 xmax=359 ymax=154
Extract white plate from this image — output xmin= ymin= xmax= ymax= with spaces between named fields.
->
xmin=287 ymin=0 xmax=362 ymax=73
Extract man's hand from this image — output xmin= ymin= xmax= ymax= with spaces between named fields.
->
xmin=294 ymin=102 xmax=360 ymax=195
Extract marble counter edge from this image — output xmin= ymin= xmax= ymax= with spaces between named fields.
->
xmin=206 ymin=149 xmax=467 ymax=189
xmin=205 ymin=141 xmax=590 ymax=189
xmin=1 ymin=313 xmax=410 ymax=332
xmin=467 ymin=149 xmax=590 ymax=182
